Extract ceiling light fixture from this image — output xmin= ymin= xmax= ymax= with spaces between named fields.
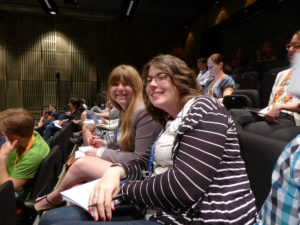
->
xmin=38 ymin=0 xmax=60 ymax=15
xmin=120 ymin=0 xmax=140 ymax=22
xmin=126 ymin=1 xmax=134 ymax=16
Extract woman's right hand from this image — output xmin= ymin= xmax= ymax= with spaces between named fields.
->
xmin=88 ymin=166 xmax=125 ymax=221
xmin=88 ymin=135 xmax=106 ymax=148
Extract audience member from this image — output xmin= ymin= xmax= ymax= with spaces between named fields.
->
xmin=256 ymin=134 xmax=300 ymax=224
xmin=48 ymin=104 xmax=60 ymax=120
xmin=34 ymin=64 xmax=162 ymax=212
xmin=229 ymin=47 xmax=248 ymax=71
xmin=231 ymin=30 xmax=300 ymax=136
xmin=204 ymin=53 xmax=236 ymax=102
xmin=35 ymin=109 xmax=54 ymax=136
xmin=43 ymin=97 xmax=84 ymax=141
xmin=0 ymin=108 xmax=50 ymax=200
xmin=196 ymin=57 xmax=210 ymax=87
xmin=256 ymin=41 xmax=277 ymax=63
xmin=39 ymin=54 xmax=256 ymax=225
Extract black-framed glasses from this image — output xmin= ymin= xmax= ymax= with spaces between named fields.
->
xmin=144 ymin=72 xmax=169 ymax=85
xmin=286 ymin=43 xmax=300 ymax=50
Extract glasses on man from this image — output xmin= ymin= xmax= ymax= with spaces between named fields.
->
xmin=145 ymin=72 xmax=169 ymax=85
xmin=286 ymin=43 xmax=300 ymax=50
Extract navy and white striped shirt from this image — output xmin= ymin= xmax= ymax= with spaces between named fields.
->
xmin=120 ymin=95 xmax=256 ymax=224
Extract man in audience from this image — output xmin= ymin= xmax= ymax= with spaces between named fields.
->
xmin=196 ymin=57 xmax=210 ymax=87
xmin=256 ymin=134 xmax=300 ymax=224
xmin=0 ymin=108 xmax=50 ymax=200
xmin=35 ymin=109 xmax=54 ymax=135
xmin=48 ymin=104 xmax=60 ymax=120
xmin=231 ymin=30 xmax=300 ymax=137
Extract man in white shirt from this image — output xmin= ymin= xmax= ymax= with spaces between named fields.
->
xmin=196 ymin=58 xmax=210 ymax=87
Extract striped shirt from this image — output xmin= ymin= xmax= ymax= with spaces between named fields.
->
xmin=120 ymin=95 xmax=256 ymax=224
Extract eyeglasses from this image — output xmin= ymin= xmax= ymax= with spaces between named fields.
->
xmin=286 ymin=43 xmax=300 ymax=50
xmin=144 ymin=72 xmax=169 ymax=85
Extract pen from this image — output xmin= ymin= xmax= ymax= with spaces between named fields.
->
xmin=88 ymin=193 xmax=126 ymax=207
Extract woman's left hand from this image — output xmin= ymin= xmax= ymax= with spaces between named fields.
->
xmin=88 ymin=167 xmax=124 ymax=221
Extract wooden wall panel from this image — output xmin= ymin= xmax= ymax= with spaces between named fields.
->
xmin=0 ymin=12 xmax=184 ymax=118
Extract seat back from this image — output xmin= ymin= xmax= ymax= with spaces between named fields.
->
xmin=237 ymin=130 xmax=287 ymax=210
xmin=235 ymin=71 xmax=258 ymax=89
xmin=28 ymin=145 xmax=63 ymax=199
xmin=233 ymin=89 xmax=260 ymax=108
xmin=223 ymin=89 xmax=260 ymax=110
xmin=223 ymin=95 xmax=251 ymax=110
xmin=0 ymin=180 xmax=16 ymax=225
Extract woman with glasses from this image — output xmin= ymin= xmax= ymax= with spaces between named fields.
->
xmin=40 ymin=54 xmax=256 ymax=225
xmin=204 ymin=53 xmax=236 ymax=102
xmin=231 ymin=30 xmax=300 ymax=138
xmin=34 ymin=65 xmax=162 ymax=212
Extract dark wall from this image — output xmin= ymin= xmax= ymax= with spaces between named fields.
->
xmin=194 ymin=0 xmax=300 ymax=61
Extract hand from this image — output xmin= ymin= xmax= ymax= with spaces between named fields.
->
xmin=0 ymin=136 xmax=18 ymax=158
xmin=88 ymin=167 xmax=124 ymax=221
xmin=88 ymin=136 xmax=106 ymax=148
xmin=264 ymin=105 xmax=280 ymax=123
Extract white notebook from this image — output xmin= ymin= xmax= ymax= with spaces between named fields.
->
xmin=60 ymin=178 xmax=101 ymax=211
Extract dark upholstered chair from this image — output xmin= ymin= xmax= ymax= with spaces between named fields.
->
xmin=0 ymin=180 xmax=16 ymax=225
xmin=223 ymin=89 xmax=260 ymax=110
xmin=28 ymin=145 xmax=63 ymax=199
xmin=237 ymin=130 xmax=287 ymax=210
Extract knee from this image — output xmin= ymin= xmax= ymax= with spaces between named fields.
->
xmin=70 ymin=157 xmax=90 ymax=174
xmin=82 ymin=124 xmax=95 ymax=132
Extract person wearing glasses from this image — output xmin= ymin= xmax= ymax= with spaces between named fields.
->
xmin=231 ymin=30 xmax=300 ymax=138
xmin=204 ymin=53 xmax=236 ymax=102
xmin=39 ymin=54 xmax=256 ymax=225
xmin=34 ymin=65 xmax=162 ymax=213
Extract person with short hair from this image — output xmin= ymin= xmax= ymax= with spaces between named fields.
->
xmin=0 ymin=108 xmax=50 ymax=200
xmin=196 ymin=57 xmax=210 ymax=87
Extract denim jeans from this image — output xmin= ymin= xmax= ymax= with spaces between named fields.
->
xmin=39 ymin=205 xmax=161 ymax=225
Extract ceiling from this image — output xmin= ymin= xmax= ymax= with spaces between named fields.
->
xmin=0 ymin=0 xmax=215 ymax=27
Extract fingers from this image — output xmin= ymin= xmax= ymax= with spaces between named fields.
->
xmin=88 ymin=184 xmax=100 ymax=221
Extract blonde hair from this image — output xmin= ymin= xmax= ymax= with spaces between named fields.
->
xmin=142 ymin=54 xmax=202 ymax=126
xmin=107 ymin=65 xmax=143 ymax=151
xmin=0 ymin=108 xmax=34 ymax=138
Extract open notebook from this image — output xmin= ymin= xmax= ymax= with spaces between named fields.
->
xmin=60 ymin=178 xmax=101 ymax=211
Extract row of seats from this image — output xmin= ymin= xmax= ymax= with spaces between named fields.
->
xmin=1 ymin=128 xmax=287 ymax=223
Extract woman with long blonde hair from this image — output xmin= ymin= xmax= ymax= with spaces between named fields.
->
xmin=34 ymin=65 xmax=162 ymax=212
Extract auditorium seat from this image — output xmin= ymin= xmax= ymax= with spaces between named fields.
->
xmin=223 ymin=89 xmax=260 ymax=110
xmin=0 ymin=180 xmax=16 ymax=225
xmin=237 ymin=130 xmax=287 ymax=210
xmin=234 ymin=71 xmax=258 ymax=89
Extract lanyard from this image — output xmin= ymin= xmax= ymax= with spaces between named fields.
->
xmin=207 ymin=72 xmax=224 ymax=97
xmin=143 ymin=131 xmax=163 ymax=178
xmin=272 ymin=70 xmax=293 ymax=104
xmin=14 ymin=134 xmax=35 ymax=168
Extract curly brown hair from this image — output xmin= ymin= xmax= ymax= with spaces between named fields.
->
xmin=142 ymin=54 xmax=202 ymax=126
